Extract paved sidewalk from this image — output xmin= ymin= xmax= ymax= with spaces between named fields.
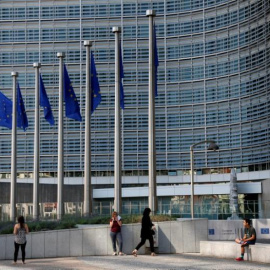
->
xmin=0 ymin=254 xmax=269 ymax=270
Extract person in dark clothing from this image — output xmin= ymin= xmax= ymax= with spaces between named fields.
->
xmin=132 ymin=207 xmax=156 ymax=257
xmin=13 ymin=216 xmax=29 ymax=264
xmin=235 ymin=218 xmax=256 ymax=261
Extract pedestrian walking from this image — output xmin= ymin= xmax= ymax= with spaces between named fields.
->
xmin=132 ymin=207 xmax=156 ymax=256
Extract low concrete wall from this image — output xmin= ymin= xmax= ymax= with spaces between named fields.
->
xmin=200 ymin=241 xmax=239 ymax=260
xmin=250 ymin=244 xmax=270 ymax=263
xmin=208 ymin=219 xmax=270 ymax=241
xmin=0 ymin=219 xmax=207 ymax=260
xmin=200 ymin=241 xmax=270 ymax=263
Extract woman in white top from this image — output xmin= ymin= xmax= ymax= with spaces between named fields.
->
xmin=13 ymin=216 xmax=29 ymax=264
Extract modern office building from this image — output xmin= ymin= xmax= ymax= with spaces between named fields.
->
xmin=0 ymin=0 xmax=269 ymax=218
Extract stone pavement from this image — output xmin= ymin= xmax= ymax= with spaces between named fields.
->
xmin=0 ymin=253 xmax=269 ymax=270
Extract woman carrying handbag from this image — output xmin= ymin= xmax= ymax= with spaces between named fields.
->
xmin=132 ymin=207 xmax=156 ymax=257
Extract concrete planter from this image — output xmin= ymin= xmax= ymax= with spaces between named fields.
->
xmin=0 ymin=219 xmax=208 ymax=260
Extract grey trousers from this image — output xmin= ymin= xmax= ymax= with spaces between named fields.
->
xmin=110 ymin=231 xmax=123 ymax=252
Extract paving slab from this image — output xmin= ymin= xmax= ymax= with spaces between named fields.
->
xmin=0 ymin=253 xmax=269 ymax=270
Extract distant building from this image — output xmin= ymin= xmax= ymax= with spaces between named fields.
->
xmin=0 ymin=0 xmax=269 ymax=218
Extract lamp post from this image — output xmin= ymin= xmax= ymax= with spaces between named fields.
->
xmin=190 ymin=140 xmax=219 ymax=219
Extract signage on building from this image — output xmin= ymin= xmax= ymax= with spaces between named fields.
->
xmin=261 ymin=228 xmax=269 ymax=234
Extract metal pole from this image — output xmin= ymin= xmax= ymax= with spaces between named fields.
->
xmin=57 ymin=52 xmax=65 ymax=220
xmin=10 ymin=71 xmax=18 ymax=222
xmin=112 ymin=26 xmax=122 ymax=213
xmin=83 ymin=41 xmax=92 ymax=216
xmin=190 ymin=146 xmax=194 ymax=219
xmin=33 ymin=62 xmax=41 ymax=221
xmin=146 ymin=9 xmax=157 ymax=214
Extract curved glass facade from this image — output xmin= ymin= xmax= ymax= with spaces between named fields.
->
xmin=0 ymin=0 xmax=269 ymax=176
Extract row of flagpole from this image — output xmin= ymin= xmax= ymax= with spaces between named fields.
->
xmin=84 ymin=41 xmax=92 ymax=218
xmin=147 ymin=10 xmax=158 ymax=214
xmin=2 ymin=10 xmax=158 ymax=221
xmin=10 ymin=72 xmax=17 ymax=222
xmin=57 ymin=53 xmax=64 ymax=220
xmin=33 ymin=63 xmax=41 ymax=221
xmin=113 ymin=27 xmax=122 ymax=214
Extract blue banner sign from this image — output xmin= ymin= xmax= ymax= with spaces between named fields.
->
xmin=261 ymin=228 xmax=269 ymax=234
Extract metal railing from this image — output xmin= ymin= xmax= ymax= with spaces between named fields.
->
xmin=0 ymin=200 xmax=269 ymax=221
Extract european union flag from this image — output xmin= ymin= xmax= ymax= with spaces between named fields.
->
xmin=17 ymin=83 xmax=28 ymax=131
xmin=154 ymin=24 xmax=159 ymax=97
xmin=120 ymin=44 xmax=124 ymax=109
xmin=40 ymin=74 xmax=54 ymax=125
xmin=0 ymin=91 xmax=12 ymax=129
xmin=91 ymin=52 xmax=101 ymax=114
xmin=63 ymin=64 xmax=82 ymax=121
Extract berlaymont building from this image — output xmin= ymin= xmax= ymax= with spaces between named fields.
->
xmin=0 ymin=0 xmax=270 ymax=220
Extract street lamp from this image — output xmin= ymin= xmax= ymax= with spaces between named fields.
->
xmin=190 ymin=140 xmax=219 ymax=219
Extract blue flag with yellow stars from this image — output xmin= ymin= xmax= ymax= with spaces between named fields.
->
xmin=120 ymin=44 xmax=124 ymax=109
xmin=63 ymin=64 xmax=82 ymax=121
xmin=91 ymin=52 xmax=101 ymax=114
xmin=40 ymin=74 xmax=55 ymax=125
xmin=154 ymin=23 xmax=159 ymax=97
xmin=0 ymin=91 xmax=12 ymax=129
xmin=17 ymin=83 xmax=28 ymax=131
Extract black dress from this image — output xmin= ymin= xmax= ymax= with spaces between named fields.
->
xmin=140 ymin=215 xmax=154 ymax=239
xmin=135 ymin=215 xmax=155 ymax=252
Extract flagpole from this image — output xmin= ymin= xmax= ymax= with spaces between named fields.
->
xmin=33 ymin=62 xmax=41 ymax=221
xmin=112 ymin=27 xmax=122 ymax=214
xmin=84 ymin=40 xmax=92 ymax=216
xmin=146 ymin=10 xmax=157 ymax=214
xmin=57 ymin=52 xmax=65 ymax=220
xmin=10 ymin=71 xmax=18 ymax=222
